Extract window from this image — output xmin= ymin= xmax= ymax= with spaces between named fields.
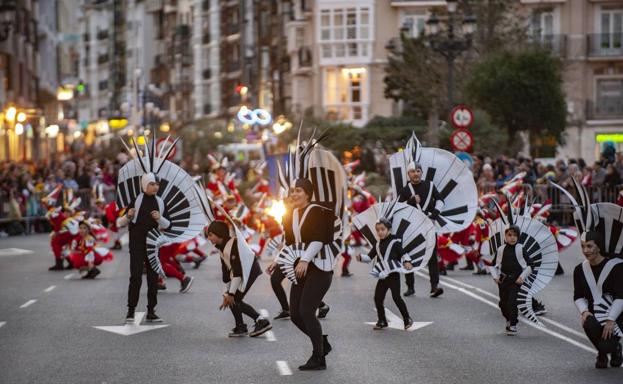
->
xmin=531 ymin=9 xmax=554 ymax=37
xmin=323 ymin=67 xmax=368 ymax=123
xmin=600 ymin=8 xmax=623 ymax=49
xmin=317 ymin=6 xmax=373 ymax=62
xmin=401 ymin=11 xmax=426 ymax=38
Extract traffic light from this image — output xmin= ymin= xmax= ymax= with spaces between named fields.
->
xmin=235 ymin=84 xmax=248 ymax=96
xmin=76 ymin=81 xmax=86 ymax=94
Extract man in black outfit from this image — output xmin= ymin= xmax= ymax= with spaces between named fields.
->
xmin=398 ymin=161 xmax=444 ymax=298
xmin=573 ymin=231 xmax=623 ymax=369
xmin=118 ymin=173 xmax=170 ymax=323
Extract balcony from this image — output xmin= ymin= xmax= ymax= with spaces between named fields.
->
xmin=202 ymin=33 xmax=211 ymax=45
xmin=202 ymin=69 xmax=211 ymax=79
xmin=298 ymin=46 xmax=312 ymax=68
xmin=202 ymin=0 xmax=210 ymax=11
xmin=586 ymin=99 xmax=623 ymax=120
xmin=97 ymin=54 xmax=109 ymax=64
xmin=175 ymin=24 xmax=191 ymax=38
xmin=528 ymin=34 xmax=566 ymax=57
xmin=587 ymin=33 xmax=623 ymax=58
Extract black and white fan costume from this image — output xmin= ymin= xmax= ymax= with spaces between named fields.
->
xmin=274 ymin=128 xmax=349 ymax=369
xmin=353 ymin=201 xmax=436 ymax=278
xmin=487 ymin=198 xmax=559 ymax=326
xmin=116 ymin=135 xmax=206 ymax=278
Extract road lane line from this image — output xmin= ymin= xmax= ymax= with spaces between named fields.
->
xmin=259 ymin=309 xmax=277 ymax=341
xmin=20 ymin=300 xmax=37 ymax=308
xmin=276 ymin=361 xmax=292 ymax=376
xmin=44 ymin=285 xmax=56 ymax=293
xmin=0 ymin=322 xmax=5 ymax=328
xmin=421 ymin=270 xmax=590 ymax=341
xmin=64 ymin=273 xmax=76 ymax=280
xmin=415 ymin=272 xmax=596 ymax=354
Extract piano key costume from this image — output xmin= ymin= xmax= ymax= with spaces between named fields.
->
xmin=274 ymin=129 xmax=349 ymax=370
xmin=116 ymin=135 xmax=206 ymax=322
xmin=391 ymin=133 xmax=478 ymax=297
xmin=353 ymin=201 xmax=435 ymax=329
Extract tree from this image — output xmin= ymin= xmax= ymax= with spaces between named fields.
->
xmin=464 ymin=48 xmax=566 ymax=147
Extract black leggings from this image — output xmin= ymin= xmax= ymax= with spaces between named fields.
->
xmin=290 ymin=262 xmax=333 ymax=355
xmin=231 ymin=272 xmax=260 ymax=327
xmin=375 ymin=273 xmax=410 ymax=322
xmin=405 ymin=242 xmax=440 ymax=291
xmin=498 ymin=277 xmax=520 ymax=326
xmin=583 ymin=315 xmax=622 ymax=354
xmin=271 ymin=265 xmax=327 ymax=312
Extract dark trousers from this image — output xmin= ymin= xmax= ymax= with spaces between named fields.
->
xmin=290 ymin=262 xmax=333 ymax=356
xmin=375 ymin=273 xmax=410 ymax=322
xmin=231 ymin=271 xmax=260 ymax=326
xmin=498 ymin=277 xmax=520 ymax=326
xmin=272 ymin=265 xmax=327 ymax=312
xmin=128 ymin=246 xmax=158 ymax=312
xmin=271 ymin=266 xmax=290 ymax=311
xmin=405 ymin=242 xmax=440 ymax=291
xmin=583 ymin=315 xmax=622 ymax=354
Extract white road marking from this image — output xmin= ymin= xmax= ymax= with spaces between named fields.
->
xmin=20 ymin=299 xmax=37 ymax=308
xmin=424 ymin=271 xmax=590 ymax=340
xmin=276 ymin=360 xmax=292 ymax=376
xmin=365 ymin=308 xmax=433 ymax=331
xmin=93 ymin=312 xmax=170 ymax=336
xmin=64 ymin=273 xmax=77 ymax=280
xmin=416 ymin=272 xmax=596 ymax=354
xmin=44 ymin=285 xmax=56 ymax=293
xmin=0 ymin=322 xmax=6 ymax=328
xmin=0 ymin=248 xmax=33 ymax=257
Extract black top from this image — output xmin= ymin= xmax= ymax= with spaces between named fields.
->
xmin=397 ymin=180 xmax=442 ymax=215
xmin=282 ymin=204 xmax=334 ymax=246
xmin=218 ymin=237 xmax=261 ymax=285
xmin=368 ymin=235 xmax=403 ymax=265
xmin=128 ymin=194 xmax=169 ymax=246
xmin=573 ymin=258 xmax=623 ymax=313
xmin=501 ymin=244 xmax=525 ymax=277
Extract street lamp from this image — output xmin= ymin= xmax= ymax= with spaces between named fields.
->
xmin=425 ymin=1 xmax=476 ymax=110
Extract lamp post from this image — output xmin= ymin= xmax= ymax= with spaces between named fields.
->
xmin=425 ymin=0 xmax=476 ymax=110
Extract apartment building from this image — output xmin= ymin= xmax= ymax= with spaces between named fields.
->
xmin=519 ymin=0 xmax=623 ymax=162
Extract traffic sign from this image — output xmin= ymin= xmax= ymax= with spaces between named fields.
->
xmin=156 ymin=137 xmax=177 ymax=160
xmin=450 ymin=129 xmax=473 ymax=152
xmin=455 ymin=151 xmax=474 ymax=168
xmin=450 ymin=105 xmax=474 ymax=129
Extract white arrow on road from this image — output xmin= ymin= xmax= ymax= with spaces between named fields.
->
xmin=365 ymin=307 xmax=433 ymax=332
xmin=93 ymin=312 xmax=169 ymax=336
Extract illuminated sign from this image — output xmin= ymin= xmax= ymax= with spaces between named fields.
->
xmin=596 ymin=133 xmax=623 ymax=143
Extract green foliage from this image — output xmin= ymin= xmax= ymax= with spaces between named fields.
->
xmin=464 ymin=48 xmax=566 ymax=145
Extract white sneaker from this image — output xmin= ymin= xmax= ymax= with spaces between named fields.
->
xmin=506 ymin=325 xmax=518 ymax=336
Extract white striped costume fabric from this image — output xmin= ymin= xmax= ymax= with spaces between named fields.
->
xmin=582 ymin=258 xmax=623 ymax=337
xmin=389 ymin=133 xmax=478 ymax=234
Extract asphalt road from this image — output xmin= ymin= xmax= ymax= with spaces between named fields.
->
xmin=0 ymin=234 xmax=621 ymax=384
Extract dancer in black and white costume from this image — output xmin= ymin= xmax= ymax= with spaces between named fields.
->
xmin=268 ymin=178 xmax=337 ymax=370
xmin=574 ymin=231 xmax=623 ymax=369
xmin=206 ymin=220 xmax=272 ymax=338
xmin=398 ymin=161 xmax=444 ymax=297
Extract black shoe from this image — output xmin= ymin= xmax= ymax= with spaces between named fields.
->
xmin=342 ymin=268 xmax=353 ymax=277
xmin=298 ymin=354 xmax=326 ymax=371
xmin=157 ymin=283 xmax=167 ymax=291
xmin=403 ymin=289 xmax=415 ymax=297
xmin=87 ymin=267 xmax=101 ymax=279
xmin=229 ymin=324 xmax=248 ymax=337
xmin=439 ymin=269 xmax=448 ymax=276
xmin=113 ymin=241 xmax=122 ymax=250
xmin=145 ymin=312 xmax=163 ymax=323
xmin=534 ymin=303 xmax=547 ymax=316
xmin=193 ymin=256 xmax=206 ymax=269
xmin=430 ymin=287 xmax=444 ymax=298
xmin=404 ymin=317 xmax=413 ymax=330
xmin=274 ymin=310 xmax=290 ymax=320
xmin=323 ymin=335 xmax=332 ymax=356
xmin=317 ymin=304 xmax=330 ymax=319
xmin=446 ymin=264 xmax=455 ymax=271
xmin=459 ymin=265 xmax=474 ymax=271
xmin=596 ymin=353 xmax=609 ymax=369
xmin=373 ymin=320 xmax=388 ymax=330
xmin=125 ymin=309 xmax=135 ymax=324
xmin=249 ymin=319 xmax=272 ymax=337
xmin=473 ymin=269 xmax=487 ymax=275
xmin=611 ymin=344 xmax=623 ymax=367
xmin=49 ymin=260 xmax=64 ymax=271
xmin=180 ymin=276 xmax=194 ymax=293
